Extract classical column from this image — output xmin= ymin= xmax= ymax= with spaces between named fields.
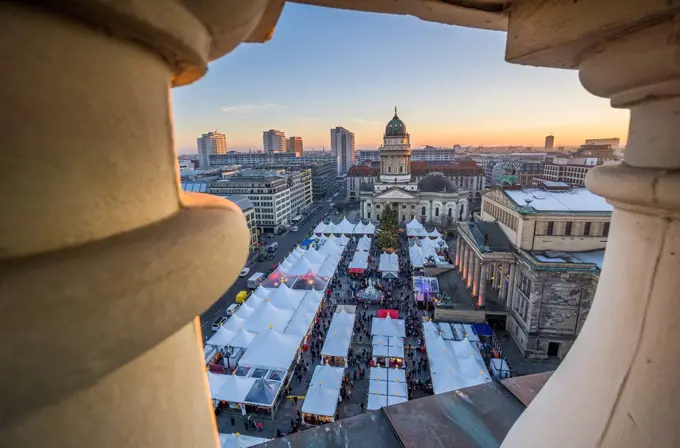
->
xmin=491 ymin=262 xmax=499 ymax=290
xmin=506 ymin=263 xmax=517 ymax=307
xmin=466 ymin=250 xmax=475 ymax=289
xmin=0 ymin=1 xmax=265 ymax=447
xmin=462 ymin=243 xmax=470 ymax=281
xmin=455 ymin=237 xmax=462 ymax=269
xmin=503 ymin=7 xmax=680 ymax=448
xmin=471 ymin=256 xmax=481 ymax=296
xmin=499 ymin=262 xmax=508 ymax=303
xmin=478 ymin=262 xmax=487 ymax=307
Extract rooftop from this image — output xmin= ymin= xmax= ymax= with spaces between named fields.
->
xmin=468 ymin=221 xmax=513 ymax=253
xmin=259 ymin=374 xmax=552 ymax=448
xmin=530 ymin=250 xmax=606 ymax=270
xmin=224 ymin=194 xmax=254 ymax=212
xmin=504 ymin=188 xmax=612 ymax=214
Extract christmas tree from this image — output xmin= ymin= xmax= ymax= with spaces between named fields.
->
xmin=376 ymin=205 xmax=399 ymax=251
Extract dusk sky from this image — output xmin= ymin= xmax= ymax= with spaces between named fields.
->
xmin=171 ymin=4 xmax=629 ymax=154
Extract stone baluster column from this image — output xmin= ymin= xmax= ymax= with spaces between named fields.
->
xmin=503 ymin=8 xmax=680 ymax=448
xmin=0 ymin=1 xmax=270 ymax=447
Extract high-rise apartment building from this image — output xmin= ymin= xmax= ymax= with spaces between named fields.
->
xmin=286 ymin=136 xmax=303 ymax=155
xmin=196 ymin=131 xmax=227 ymax=169
xmin=544 ymin=134 xmax=555 ymax=150
xmin=262 ymin=129 xmax=286 ymax=153
xmin=330 ymin=127 xmax=355 ymax=176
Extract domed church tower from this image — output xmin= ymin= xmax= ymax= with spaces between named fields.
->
xmin=379 ymin=107 xmax=412 ymax=183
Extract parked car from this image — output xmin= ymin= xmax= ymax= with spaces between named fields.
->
xmin=226 ymin=304 xmax=240 ymax=317
xmin=291 ymin=226 xmax=299 ymax=232
xmin=239 ymin=267 xmax=250 ymax=277
xmin=211 ymin=317 xmax=227 ymax=332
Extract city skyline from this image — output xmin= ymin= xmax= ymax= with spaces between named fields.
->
xmin=171 ymin=4 xmax=629 ymax=154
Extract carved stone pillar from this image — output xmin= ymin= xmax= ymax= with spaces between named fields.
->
xmin=506 ymin=263 xmax=517 ymax=307
xmin=503 ymin=7 xmax=680 ymax=448
xmin=0 ymin=1 xmax=271 ymax=447
xmin=499 ymin=262 xmax=508 ymax=303
xmin=462 ymin=243 xmax=470 ymax=281
xmin=455 ymin=237 xmax=462 ymax=269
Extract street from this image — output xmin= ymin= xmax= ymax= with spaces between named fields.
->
xmin=199 ymin=200 xmax=336 ymax=335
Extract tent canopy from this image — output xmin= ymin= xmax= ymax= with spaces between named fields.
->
xmin=371 ymin=315 xmax=406 ymax=338
xmin=243 ymin=378 xmax=282 ymax=406
xmin=428 ymin=228 xmax=442 ymax=238
xmin=238 ymin=329 xmax=301 ymax=370
xmin=301 ymin=364 xmax=344 ymax=417
xmin=378 ymin=252 xmax=399 ymax=273
xmin=229 ymin=327 xmax=257 ymax=349
xmin=244 ymin=301 xmax=294 ymax=333
xmin=349 ymin=250 xmax=369 ymax=273
xmin=313 ymin=221 xmax=327 ymax=234
xmin=336 ymin=217 xmax=355 ymax=235
xmin=357 ymin=235 xmax=372 ymax=251
xmin=219 ymin=433 xmax=270 ymax=448
xmin=406 ymin=218 xmax=424 ymax=230
xmin=207 ymin=327 xmax=237 ymax=347
xmin=370 ymin=367 xmax=407 ymax=383
xmin=364 ymin=222 xmax=376 ymax=235
xmin=208 ymin=373 xmax=257 ymax=403
xmin=353 ymin=222 xmax=366 ymax=235
xmin=321 ymin=311 xmax=356 ymax=357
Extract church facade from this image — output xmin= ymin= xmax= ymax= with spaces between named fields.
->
xmin=360 ymin=109 xmax=469 ymax=228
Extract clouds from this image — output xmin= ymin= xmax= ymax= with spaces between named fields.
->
xmin=353 ymin=118 xmax=382 ymax=125
xmin=221 ymin=103 xmax=284 ymax=114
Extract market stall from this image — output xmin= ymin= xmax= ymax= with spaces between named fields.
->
xmin=364 ymin=222 xmax=376 ymax=236
xmin=336 ymin=217 xmax=356 ymax=235
xmin=320 ymin=310 xmax=356 ymax=366
xmin=371 ymin=335 xmax=405 ymax=368
xmin=366 ymin=366 xmax=409 ymax=411
xmin=378 ymin=252 xmax=399 ymax=279
xmin=357 ymin=235 xmax=372 ymax=251
xmin=243 ymin=377 xmax=284 ymax=416
xmin=238 ymin=329 xmax=302 ymax=371
xmin=208 ymin=372 xmax=257 ymax=410
xmin=412 ymin=276 xmax=440 ymax=308
xmin=353 ymin=221 xmax=366 ymax=235
xmin=301 ymin=364 xmax=345 ymax=425
xmin=348 ymin=250 xmax=369 ymax=275
xmin=406 ymin=218 xmax=428 ymax=238
xmin=371 ymin=315 xmax=406 ymax=338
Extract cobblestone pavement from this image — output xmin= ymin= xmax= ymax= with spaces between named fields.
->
xmin=215 ymin=229 xmax=434 ymax=440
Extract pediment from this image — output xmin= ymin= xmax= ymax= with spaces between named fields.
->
xmin=375 ymin=187 xmax=419 ymax=200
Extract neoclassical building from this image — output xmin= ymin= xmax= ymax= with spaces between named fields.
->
xmin=360 ymin=109 xmax=469 ymax=227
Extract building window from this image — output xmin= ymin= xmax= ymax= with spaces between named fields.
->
xmin=399 ymin=166 xmax=403 ymax=173
xmin=547 ymin=221 xmax=554 ymax=236
xmin=367 ymin=212 xmax=371 ymax=219
xmin=376 ymin=204 xmax=380 ymax=209
xmin=584 ymin=222 xmax=591 ymax=236
xmin=565 ymin=222 xmax=572 ymax=236
xmin=435 ymin=208 xmax=439 ymax=217
xmin=448 ymin=208 xmax=453 ymax=217
xmin=603 ymin=222 xmax=610 ymax=237
xmin=421 ymin=206 xmax=426 ymax=216
xmin=388 ymin=166 xmax=391 ymax=173
xmin=402 ymin=215 xmax=406 ymax=222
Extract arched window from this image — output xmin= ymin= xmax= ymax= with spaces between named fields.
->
xmin=448 ymin=208 xmax=453 ymax=217
xmin=377 ymin=214 xmax=381 ymax=220
xmin=399 ymin=166 xmax=403 ymax=173
xmin=435 ymin=208 xmax=440 ymax=217
xmin=421 ymin=206 xmax=426 ymax=216
xmin=388 ymin=166 xmax=391 ymax=173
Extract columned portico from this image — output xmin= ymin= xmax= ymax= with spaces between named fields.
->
xmin=478 ymin=263 xmax=487 ymax=307
xmin=471 ymin=256 xmax=481 ymax=297
xmin=466 ymin=248 xmax=475 ymax=289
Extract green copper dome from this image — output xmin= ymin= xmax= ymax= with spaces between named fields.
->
xmin=385 ymin=107 xmax=406 ymax=137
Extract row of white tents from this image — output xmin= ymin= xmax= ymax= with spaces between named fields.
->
xmin=314 ymin=217 xmax=376 ymax=236
xmin=406 ymin=218 xmax=443 ymax=239
xmin=205 ymin=229 xmax=352 ymax=410
xmin=422 ymin=321 xmax=492 ymax=395
xmin=320 ymin=309 xmax=356 ymax=361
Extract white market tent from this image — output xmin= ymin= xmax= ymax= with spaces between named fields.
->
xmin=357 ymin=235 xmax=372 ymax=251
xmin=370 ymin=367 xmax=407 ymax=383
xmin=433 ymin=236 xmax=449 ymax=250
xmin=335 ymin=235 xmax=350 ymax=246
xmin=284 ymin=305 xmax=316 ymax=337
xmin=219 ymin=433 xmax=270 ymax=448
xmin=318 ymin=238 xmax=344 ymax=256
xmin=336 ymin=217 xmax=356 ymax=235
xmin=269 ymin=284 xmax=305 ymax=310
xmin=282 ymin=256 xmax=316 ymax=276
xmin=304 ymin=247 xmax=326 ymax=264
xmin=348 ymin=250 xmax=369 ymax=273
xmin=244 ymin=301 xmax=294 ymax=333
xmin=422 ymin=322 xmax=492 ymax=395
xmin=313 ymin=221 xmax=327 ymax=235
xmin=406 ymin=218 xmax=427 ymax=238
xmin=371 ymin=315 xmax=406 ymax=338
xmin=207 ymin=327 xmax=237 ymax=347
xmin=409 ymin=246 xmax=425 ymax=269
xmin=364 ymin=222 xmax=376 ymax=235
xmin=301 ymin=364 xmax=345 ymax=417
xmin=321 ymin=310 xmax=356 ymax=358
xmin=208 ymin=373 xmax=257 ymax=403
xmin=367 ymin=393 xmax=408 ymax=411
xmin=223 ymin=314 xmax=247 ymax=332
xmin=317 ymin=253 xmax=341 ymax=277
xmin=428 ymin=228 xmax=442 ymax=238
xmin=238 ymin=329 xmax=302 ymax=370
xmin=378 ymin=252 xmax=399 ymax=278
xmin=372 ymin=339 xmax=404 ymax=359
xmin=353 ymin=222 xmax=366 ymax=235
xmin=229 ymin=327 xmax=258 ymax=349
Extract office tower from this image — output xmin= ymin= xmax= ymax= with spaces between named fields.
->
xmin=262 ymin=129 xmax=285 ymax=153
xmin=286 ymin=136 xmax=303 ymax=155
xmin=196 ymin=131 xmax=227 ymax=169
xmin=545 ymin=134 xmax=555 ymax=150
xmin=330 ymin=127 xmax=355 ymax=176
